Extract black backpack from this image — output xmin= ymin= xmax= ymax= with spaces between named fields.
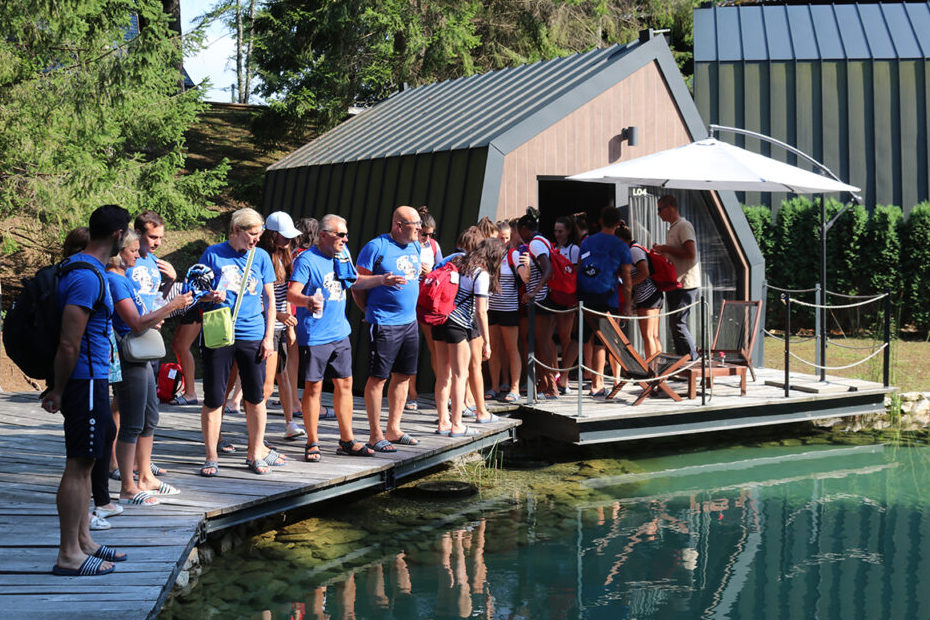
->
xmin=3 ymin=260 xmax=105 ymax=385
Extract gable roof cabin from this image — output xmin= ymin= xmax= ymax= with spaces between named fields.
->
xmin=694 ymin=1 xmax=930 ymax=213
xmin=266 ymin=31 xmax=765 ymax=379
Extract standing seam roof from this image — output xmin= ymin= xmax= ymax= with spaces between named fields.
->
xmin=693 ymin=2 xmax=930 ymax=62
xmin=269 ymin=42 xmax=636 ymax=170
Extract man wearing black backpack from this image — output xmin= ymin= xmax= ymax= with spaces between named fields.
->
xmin=41 ymin=204 xmax=131 ymax=577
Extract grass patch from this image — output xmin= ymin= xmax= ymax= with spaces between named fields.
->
xmin=762 ymin=335 xmax=930 ymax=392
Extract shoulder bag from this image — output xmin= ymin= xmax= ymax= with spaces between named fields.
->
xmin=202 ymin=248 xmax=255 ymax=349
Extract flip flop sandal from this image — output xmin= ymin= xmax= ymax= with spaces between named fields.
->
xmin=484 ymin=389 xmax=498 ymax=400
xmin=319 ymin=407 xmax=336 ymax=420
xmin=462 ymin=405 xmax=477 ymax=418
xmin=501 ymin=392 xmax=520 ymax=403
xmin=245 ymin=459 xmax=272 ymax=475
xmin=336 ymin=439 xmax=374 ymax=457
xmin=149 ymin=463 xmax=166 ymax=476
xmin=475 ymin=414 xmax=500 ymax=424
xmin=200 ymin=461 xmax=219 ymax=477
xmin=109 ymin=469 xmax=121 ymax=481
xmin=92 ymin=544 xmax=127 ymax=562
xmin=151 ymin=482 xmax=181 ymax=496
xmin=304 ymin=442 xmax=322 ymax=463
xmin=52 ymin=555 xmax=114 ymax=576
xmin=169 ymin=395 xmax=198 ymax=406
xmin=365 ymin=439 xmax=397 ymax=453
xmin=404 ymin=400 xmax=419 ymax=411
xmin=387 ymin=433 xmax=418 ymax=446
xmin=449 ymin=426 xmax=482 ymax=437
xmin=217 ymin=439 xmax=237 ymax=453
xmin=434 ymin=429 xmax=452 ymax=436
xmin=262 ymin=448 xmax=286 ymax=466
xmin=224 ymin=405 xmax=241 ymax=414
xmin=121 ymin=491 xmax=159 ymax=506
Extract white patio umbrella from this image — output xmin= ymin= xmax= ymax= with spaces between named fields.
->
xmin=568 ymin=137 xmax=860 ymax=194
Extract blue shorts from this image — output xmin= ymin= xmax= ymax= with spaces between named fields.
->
xmin=298 ymin=338 xmax=353 ymax=383
xmin=200 ymin=339 xmax=266 ymax=409
xmin=62 ymin=378 xmax=115 ymax=460
xmin=368 ymin=321 xmax=419 ymax=379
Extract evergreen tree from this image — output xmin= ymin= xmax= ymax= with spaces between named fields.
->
xmin=0 ymin=0 xmax=228 ymax=228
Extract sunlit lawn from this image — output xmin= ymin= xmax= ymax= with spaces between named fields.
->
xmin=762 ymin=336 xmax=930 ymax=393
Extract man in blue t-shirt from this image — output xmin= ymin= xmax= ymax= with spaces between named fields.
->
xmin=126 ymin=210 xmax=177 ymax=313
xmin=577 ymin=206 xmax=632 ymax=397
xmin=353 ymin=206 xmax=422 ymax=452
xmin=42 ymin=204 xmax=130 ymax=577
xmin=288 ymin=214 xmax=405 ymax=461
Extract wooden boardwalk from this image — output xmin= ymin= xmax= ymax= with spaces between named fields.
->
xmin=516 ymin=367 xmax=892 ymax=444
xmin=0 ymin=389 xmax=519 ymax=619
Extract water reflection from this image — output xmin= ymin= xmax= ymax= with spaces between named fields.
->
xmin=168 ymin=442 xmax=930 ymax=619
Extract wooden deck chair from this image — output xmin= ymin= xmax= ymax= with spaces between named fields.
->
xmin=706 ymin=299 xmax=762 ymax=382
xmin=586 ymin=313 xmax=690 ymax=405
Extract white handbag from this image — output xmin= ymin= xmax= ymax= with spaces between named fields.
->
xmin=119 ymin=328 xmax=166 ymax=362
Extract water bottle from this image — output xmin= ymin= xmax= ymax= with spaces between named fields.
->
xmin=312 ymin=288 xmax=324 ymax=319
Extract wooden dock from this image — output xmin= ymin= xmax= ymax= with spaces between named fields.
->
xmin=515 ymin=367 xmax=892 ymax=444
xmin=0 ymin=390 xmax=519 ymax=619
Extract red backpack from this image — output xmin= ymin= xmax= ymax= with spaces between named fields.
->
xmin=533 ymin=236 xmax=577 ymax=306
xmin=157 ymin=362 xmax=184 ymax=402
xmin=416 ymin=261 xmax=461 ymax=326
xmin=632 ymin=244 xmax=681 ymax=292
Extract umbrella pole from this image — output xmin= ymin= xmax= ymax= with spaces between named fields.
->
xmin=820 ymin=193 xmax=827 ymax=382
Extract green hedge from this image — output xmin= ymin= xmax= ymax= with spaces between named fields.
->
xmin=743 ymin=199 xmax=929 ymax=335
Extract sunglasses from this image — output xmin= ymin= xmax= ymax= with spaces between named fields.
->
xmin=326 ymin=230 xmax=348 ymax=238
xmin=420 ymin=231 xmax=434 ymax=238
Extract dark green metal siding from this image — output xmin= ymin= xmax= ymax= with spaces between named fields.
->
xmin=695 ymin=59 xmax=930 ymax=214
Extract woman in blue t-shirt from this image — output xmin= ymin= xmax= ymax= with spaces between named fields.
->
xmin=196 ymin=208 xmax=283 ymax=477
xmin=107 ymin=230 xmax=191 ymax=505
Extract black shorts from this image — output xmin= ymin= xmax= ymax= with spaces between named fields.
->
xmin=530 ymin=296 xmax=553 ymax=316
xmin=272 ymin=328 xmax=289 ymax=371
xmin=431 ymin=321 xmax=473 ymax=344
xmin=62 ymin=378 xmax=115 ymax=460
xmin=178 ymin=304 xmax=202 ymax=325
xmin=298 ymin=338 xmax=353 ymax=383
xmin=635 ymin=289 xmax=664 ymax=310
xmin=368 ymin=321 xmax=419 ymax=379
xmin=200 ymin=339 xmax=266 ymax=408
xmin=579 ymin=302 xmax=616 ymax=344
xmin=488 ymin=310 xmax=519 ymax=327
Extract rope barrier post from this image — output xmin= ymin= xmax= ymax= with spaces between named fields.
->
xmin=814 ymin=282 xmax=822 ymax=375
xmin=700 ymin=295 xmax=707 ymax=406
xmin=883 ymin=288 xmax=891 ymax=388
xmin=819 ymin=193 xmax=828 ymax=383
xmin=527 ymin=300 xmax=536 ymax=405
xmin=783 ymin=293 xmax=790 ymax=398
xmin=577 ymin=300 xmax=584 ymax=418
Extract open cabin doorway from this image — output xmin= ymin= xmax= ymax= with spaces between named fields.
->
xmin=537 ymin=178 xmax=616 ymax=237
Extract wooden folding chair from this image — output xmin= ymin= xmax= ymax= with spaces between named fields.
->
xmin=706 ymin=300 xmax=762 ymax=382
xmin=586 ymin=313 xmax=690 ymax=405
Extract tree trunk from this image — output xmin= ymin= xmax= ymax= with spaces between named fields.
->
xmin=236 ymin=0 xmax=246 ymax=103
xmin=243 ymin=0 xmax=256 ymax=102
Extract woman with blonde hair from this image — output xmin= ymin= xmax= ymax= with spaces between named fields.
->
xmin=197 ymin=208 xmax=284 ymax=476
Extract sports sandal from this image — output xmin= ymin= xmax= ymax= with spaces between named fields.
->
xmin=261 ymin=448 xmax=286 ymax=466
xmin=304 ymin=442 xmax=321 ymax=463
xmin=337 ymin=439 xmax=374 ymax=457
xmin=366 ymin=439 xmax=397 ymax=453
xmin=387 ymin=433 xmax=418 ymax=446
xmin=92 ymin=544 xmax=127 ymax=562
xmin=245 ymin=458 xmax=272 ymax=475
xmin=199 ymin=461 xmax=219 ymax=477
xmin=217 ymin=439 xmax=237 ymax=454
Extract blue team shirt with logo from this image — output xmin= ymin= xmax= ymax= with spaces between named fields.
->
xmin=198 ymin=242 xmax=276 ymax=341
xmin=58 ymin=254 xmax=114 ymax=379
xmin=106 ymin=271 xmax=146 ymax=337
xmin=290 ymin=246 xmax=354 ymax=346
xmin=355 ymin=234 xmax=421 ymax=325
xmin=126 ymin=252 xmax=161 ymax=313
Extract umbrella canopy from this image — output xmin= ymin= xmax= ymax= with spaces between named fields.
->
xmin=568 ymin=138 xmax=860 ymax=194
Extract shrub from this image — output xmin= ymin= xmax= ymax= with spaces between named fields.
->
xmin=903 ymin=202 xmax=930 ymax=333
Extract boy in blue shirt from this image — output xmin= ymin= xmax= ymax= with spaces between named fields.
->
xmin=288 ymin=214 xmax=405 ymax=461
xmin=126 ymin=210 xmax=177 ymax=313
xmin=42 ymin=204 xmax=130 ymax=577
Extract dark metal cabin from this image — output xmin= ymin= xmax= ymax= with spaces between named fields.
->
xmin=694 ymin=2 xmax=930 ymax=214
xmin=264 ymin=31 xmax=765 ymax=385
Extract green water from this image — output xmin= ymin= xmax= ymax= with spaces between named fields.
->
xmin=163 ymin=440 xmax=930 ymax=619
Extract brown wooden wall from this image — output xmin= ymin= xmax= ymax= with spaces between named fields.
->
xmin=497 ymin=62 xmax=692 ymax=219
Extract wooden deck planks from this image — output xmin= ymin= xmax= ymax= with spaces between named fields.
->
xmin=0 ymin=387 xmax=519 ymax=619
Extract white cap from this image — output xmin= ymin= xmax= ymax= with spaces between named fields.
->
xmin=265 ymin=211 xmax=301 ymax=239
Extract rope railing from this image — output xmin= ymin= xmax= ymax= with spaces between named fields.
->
xmin=786 ymin=343 xmax=888 ymax=371
xmin=764 ymin=283 xmax=819 ymax=294
xmin=575 ymin=299 xmax=700 ymax=322
xmin=825 ymin=339 xmax=885 ymax=352
xmin=762 ymin=329 xmax=817 ymax=343
xmin=788 ymin=292 xmax=887 ymax=310
xmin=825 ymin=290 xmax=886 ymax=299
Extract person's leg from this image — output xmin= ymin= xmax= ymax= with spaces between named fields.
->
xmin=556 ymin=311 xmax=577 ymax=390
xmin=591 ymin=345 xmax=607 ymax=394
xmin=285 ymin=338 xmax=302 ymax=414
xmin=384 ymin=322 xmax=419 ymax=444
xmin=171 ymin=320 xmax=201 ymax=402
xmin=534 ymin=313 xmax=557 ymax=395
xmin=114 ymin=364 xmax=149 ymax=500
xmin=58 ymin=457 xmax=112 ymax=571
xmin=364 ymin=375 xmax=387 ymax=445
xmin=641 ymin=308 xmax=661 ymax=359
xmin=467 ymin=336 xmax=490 ymax=419
xmin=332 ymin=376 xmax=356 ymax=442
xmin=108 ymin=391 xmax=119 ymax=476
xmin=136 ymin=368 xmax=162 ymax=491
xmin=449 ymin=340 xmax=471 ymax=434
xmin=385 ymin=372 xmax=412 ymax=440
xmin=236 ymin=340 xmax=271 ymax=466
xmin=501 ymin=325 xmax=522 ymax=395
xmin=488 ymin=324 xmax=504 ymax=392
xmin=433 ymin=339 xmax=452 ymax=432
xmin=201 ymin=343 xmax=234 ymax=474
xmin=668 ymin=288 xmax=698 ymax=360
xmin=302 ymin=380 xmax=322 ymax=446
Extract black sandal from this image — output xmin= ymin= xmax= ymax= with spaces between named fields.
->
xmin=336 ymin=439 xmax=374 ymax=457
xmin=304 ymin=442 xmax=321 ymax=463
